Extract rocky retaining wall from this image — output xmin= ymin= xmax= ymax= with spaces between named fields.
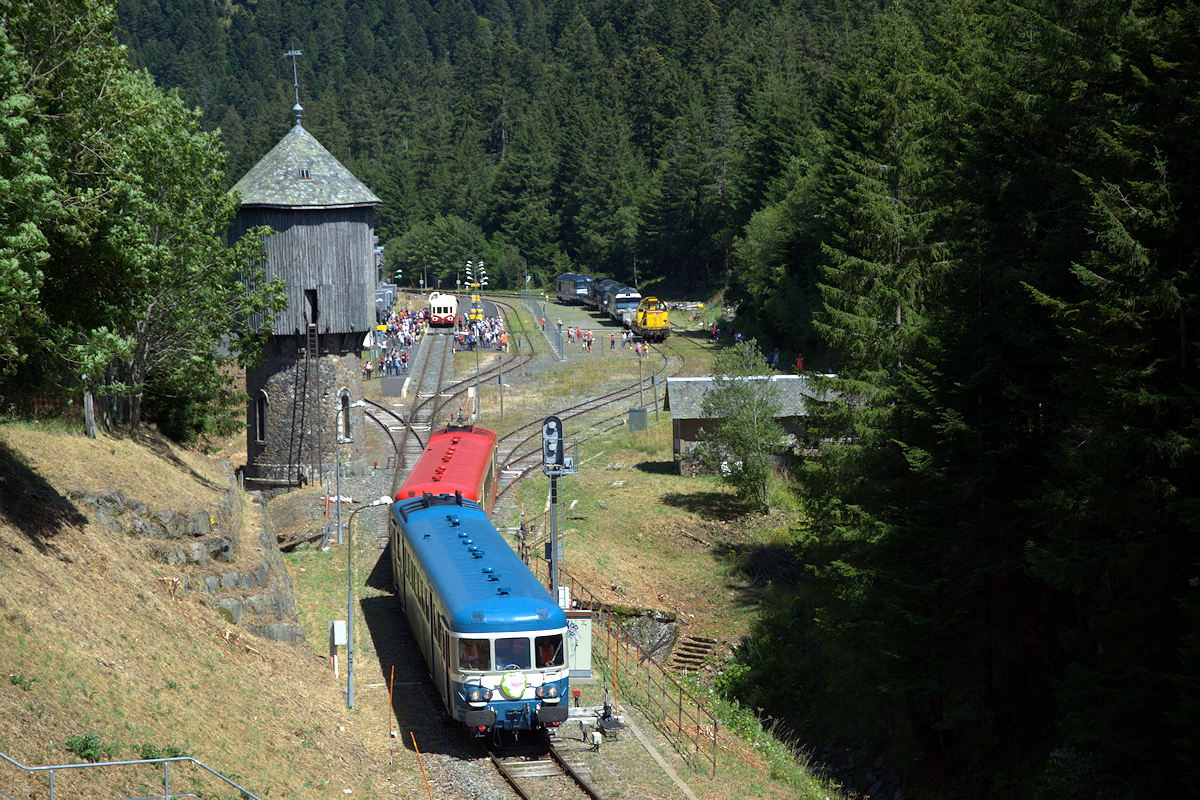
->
xmin=69 ymin=465 xmax=305 ymax=644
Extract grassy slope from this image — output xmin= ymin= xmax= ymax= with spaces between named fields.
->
xmin=0 ymin=425 xmax=398 ymax=799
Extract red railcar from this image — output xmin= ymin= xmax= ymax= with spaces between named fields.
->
xmin=397 ymin=425 xmax=497 ymax=512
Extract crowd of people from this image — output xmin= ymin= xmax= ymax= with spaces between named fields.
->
xmin=454 ymin=314 xmax=508 ymax=352
xmin=364 ymin=306 xmax=426 ymax=379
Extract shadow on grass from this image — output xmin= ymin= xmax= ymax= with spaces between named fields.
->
xmin=365 ymin=541 xmax=394 ymax=592
xmin=660 ymin=490 xmax=750 ymax=521
xmin=634 ymin=459 xmax=676 ymax=475
xmin=139 ymin=430 xmax=223 ymax=491
xmin=719 ymin=541 xmax=803 ymax=587
xmin=0 ymin=440 xmax=88 ymax=553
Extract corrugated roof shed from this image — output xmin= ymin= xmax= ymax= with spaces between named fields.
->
xmin=232 ymin=123 xmax=381 ymax=210
xmin=665 ymin=375 xmax=825 ymax=420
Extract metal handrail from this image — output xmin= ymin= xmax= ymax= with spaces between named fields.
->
xmin=0 ymin=750 xmax=263 ymax=800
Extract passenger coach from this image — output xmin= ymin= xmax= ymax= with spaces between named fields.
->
xmin=428 ymin=292 xmax=458 ymax=327
xmin=396 ymin=425 xmax=497 ymax=511
xmin=555 ymin=273 xmax=593 ymax=305
xmin=390 ymin=494 xmax=570 ymax=736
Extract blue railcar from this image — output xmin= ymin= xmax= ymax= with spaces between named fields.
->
xmin=389 ymin=493 xmax=570 ymax=736
xmin=555 ymin=273 xmax=593 ymax=305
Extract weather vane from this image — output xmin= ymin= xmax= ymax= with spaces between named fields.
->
xmin=284 ymin=44 xmax=303 ymax=126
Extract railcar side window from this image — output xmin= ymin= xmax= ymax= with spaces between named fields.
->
xmin=494 ymin=637 xmax=531 ymax=670
xmin=535 ymin=634 xmax=565 ymax=668
xmin=459 ymin=638 xmax=490 ymax=671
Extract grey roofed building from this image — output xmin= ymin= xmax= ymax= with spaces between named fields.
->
xmin=664 ymin=375 xmax=827 ymax=474
xmin=231 ymin=123 xmax=381 ymax=210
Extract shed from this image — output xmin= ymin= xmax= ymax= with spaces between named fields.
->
xmin=664 ymin=375 xmax=826 ymax=474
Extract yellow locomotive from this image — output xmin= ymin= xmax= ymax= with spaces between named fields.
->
xmin=632 ymin=296 xmax=670 ymax=342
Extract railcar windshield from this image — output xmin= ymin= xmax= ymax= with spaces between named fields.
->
xmin=494 ymin=637 xmax=532 ymax=670
xmin=616 ymin=299 xmax=640 ymax=311
xmin=535 ymin=634 xmax=565 ymax=668
xmin=459 ymin=638 xmax=491 ymax=671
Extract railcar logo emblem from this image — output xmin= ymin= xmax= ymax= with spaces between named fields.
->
xmin=499 ymin=670 xmax=527 ymax=700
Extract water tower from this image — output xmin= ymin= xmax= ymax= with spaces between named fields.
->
xmin=229 ymin=56 xmax=381 ymax=489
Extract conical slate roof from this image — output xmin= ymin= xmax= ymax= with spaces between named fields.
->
xmin=232 ymin=123 xmax=381 ymax=210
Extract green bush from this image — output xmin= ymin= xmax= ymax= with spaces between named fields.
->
xmin=63 ymin=733 xmax=119 ymax=762
xmin=8 ymin=673 xmax=37 ymax=691
xmin=137 ymin=743 xmax=191 ymax=760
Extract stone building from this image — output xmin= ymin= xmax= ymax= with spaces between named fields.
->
xmin=229 ymin=103 xmax=381 ymax=489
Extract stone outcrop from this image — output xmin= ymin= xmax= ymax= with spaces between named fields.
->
xmin=69 ymin=466 xmax=305 ymax=644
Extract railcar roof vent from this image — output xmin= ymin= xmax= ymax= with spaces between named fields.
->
xmin=471 ymin=550 xmax=484 ymax=559
xmin=497 ymin=586 xmax=510 ymax=596
xmin=446 ymin=514 xmax=459 ymax=526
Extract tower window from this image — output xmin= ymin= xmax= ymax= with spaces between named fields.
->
xmin=298 ymin=167 xmax=311 ymax=179
xmin=255 ymin=392 xmax=268 ymax=444
xmin=340 ymin=393 xmax=351 ymax=440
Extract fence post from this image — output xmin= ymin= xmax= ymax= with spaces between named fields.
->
xmin=713 ymin=721 xmax=719 ymax=776
xmin=165 ymin=760 xmax=170 ymax=800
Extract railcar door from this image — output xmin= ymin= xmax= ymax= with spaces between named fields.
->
xmin=436 ymin=616 xmax=451 ymax=712
xmin=389 ymin=516 xmax=405 ymax=609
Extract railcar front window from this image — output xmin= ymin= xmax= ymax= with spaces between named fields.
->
xmin=459 ymin=638 xmax=490 ymax=671
xmin=535 ymin=634 xmax=565 ymax=668
xmin=494 ymin=637 xmax=531 ymax=670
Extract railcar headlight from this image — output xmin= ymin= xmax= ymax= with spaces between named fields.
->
xmin=483 ymin=689 xmax=493 ymax=700
xmin=469 ymin=689 xmax=483 ymax=702
xmin=545 ymin=686 xmax=559 ymax=698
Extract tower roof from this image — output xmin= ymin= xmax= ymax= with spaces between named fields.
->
xmin=232 ymin=124 xmax=381 ymax=210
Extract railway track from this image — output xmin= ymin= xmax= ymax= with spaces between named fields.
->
xmin=485 ymin=738 xmax=605 ymax=800
xmin=386 ymin=297 xmax=540 ymax=500
xmin=494 ymin=335 xmax=684 ymax=502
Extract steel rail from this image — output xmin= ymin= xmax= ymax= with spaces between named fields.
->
xmin=482 ymin=741 xmax=604 ymax=800
xmin=549 ymin=743 xmax=605 ymax=800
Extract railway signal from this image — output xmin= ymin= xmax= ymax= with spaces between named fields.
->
xmin=542 ymin=416 xmax=577 ymax=607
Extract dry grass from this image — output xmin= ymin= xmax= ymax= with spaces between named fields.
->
xmin=0 ymin=425 xmax=418 ymax=799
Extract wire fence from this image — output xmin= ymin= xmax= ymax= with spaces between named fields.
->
xmin=530 ymin=559 xmax=720 ymax=776
xmin=519 ymin=291 xmax=564 ymax=360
